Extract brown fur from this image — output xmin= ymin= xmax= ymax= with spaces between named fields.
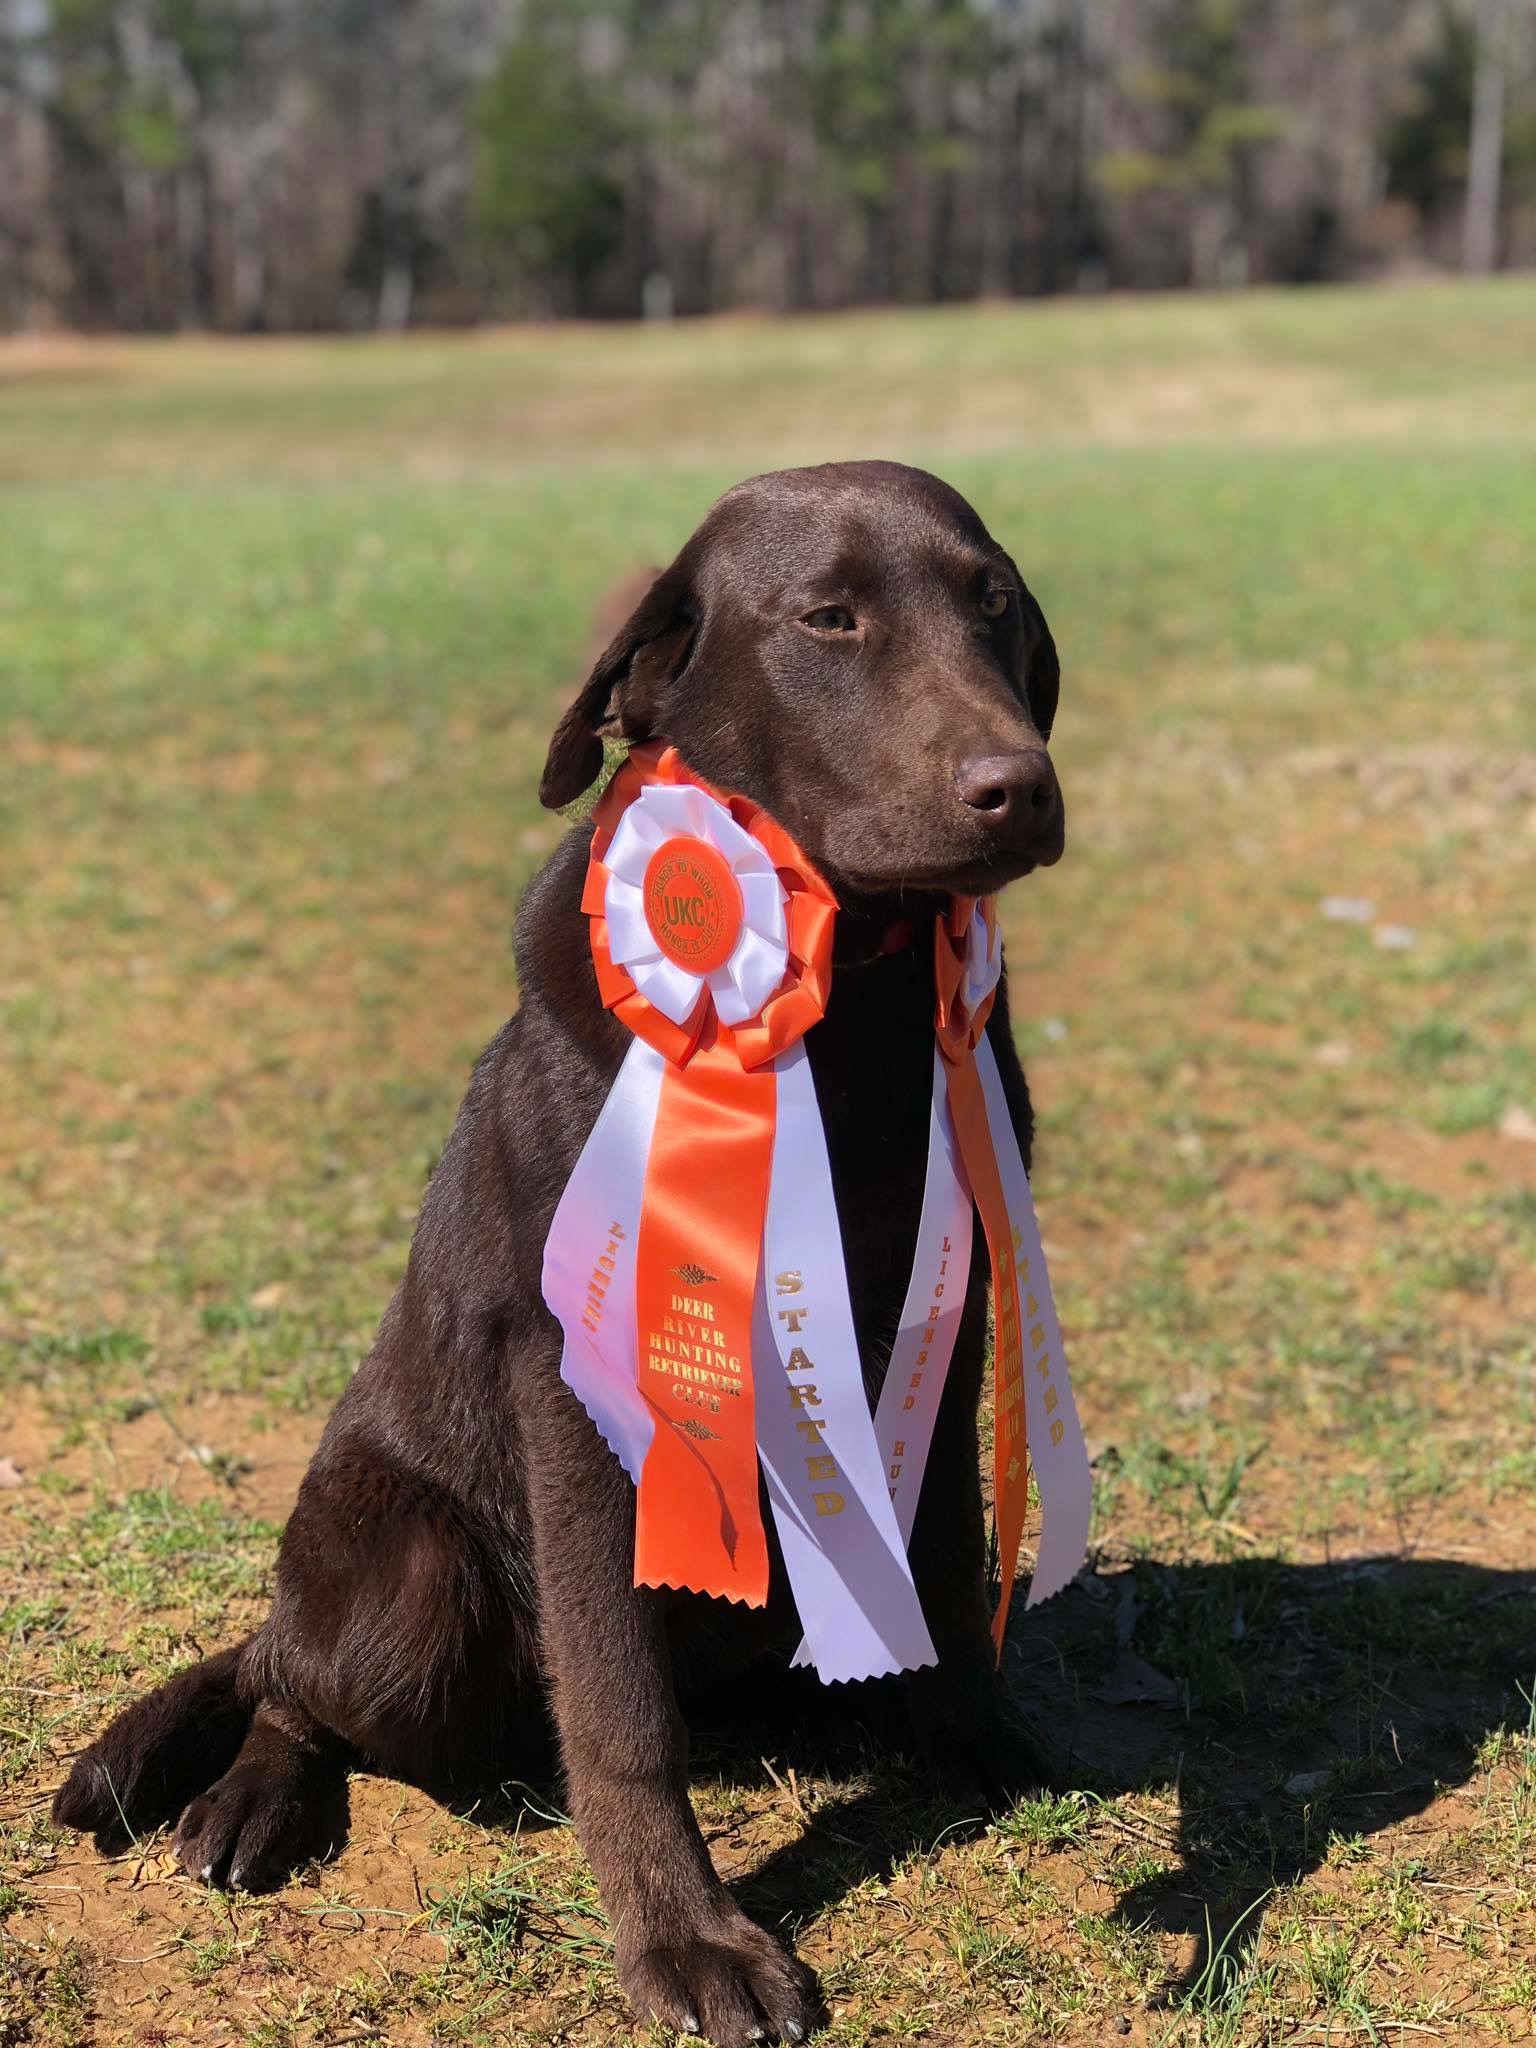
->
xmin=54 ymin=461 xmax=1067 ymax=2047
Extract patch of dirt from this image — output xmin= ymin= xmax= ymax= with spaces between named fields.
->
xmin=8 ymin=613 xmax=1536 ymax=2040
xmin=1 ymin=1387 xmax=319 ymax=1529
xmin=8 ymin=1778 xmax=503 ymax=2047
xmin=0 ymin=335 xmax=130 ymax=385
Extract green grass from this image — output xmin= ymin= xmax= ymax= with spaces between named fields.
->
xmin=3 ymin=280 xmax=1536 ymax=2045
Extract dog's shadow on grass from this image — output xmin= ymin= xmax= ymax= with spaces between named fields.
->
xmin=687 ymin=1556 xmax=1534 ymax=2006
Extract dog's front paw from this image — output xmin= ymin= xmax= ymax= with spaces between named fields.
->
xmin=621 ymin=1909 xmax=821 ymax=2046
xmin=172 ymin=1762 xmax=347 ymax=1892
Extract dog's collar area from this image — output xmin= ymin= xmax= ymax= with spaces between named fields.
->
xmin=832 ymin=908 xmax=924 ymax=970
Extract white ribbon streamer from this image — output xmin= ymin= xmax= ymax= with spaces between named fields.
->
xmin=542 ymin=1037 xmax=665 ymax=1485
xmin=808 ymin=1031 xmax=1089 ymax=1632
xmin=790 ymin=1048 xmax=974 ymax=1667
xmin=757 ymin=1042 xmax=936 ymax=1683
xmin=974 ymin=1033 xmax=1092 ymax=1607
xmin=869 ymin=1049 xmax=977 ymax=1548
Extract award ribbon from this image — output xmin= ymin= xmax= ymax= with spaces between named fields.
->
xmin=542 ymin=744 xmax=937 ymax=1680
xmin=793 ymin=902 xmax=1093 ymax=1666
xmin=542 ymin=751 xmax=1091 ymax=1681
xmin=924 ymin=900 xmax=1092 ymax=1654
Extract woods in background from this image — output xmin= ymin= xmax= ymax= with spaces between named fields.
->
xmin=2 ymin=0 xmax=1533 ymax=334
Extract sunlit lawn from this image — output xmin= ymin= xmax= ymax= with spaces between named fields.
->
xmin=3 ymin=281 xmax=1535 ymax=2045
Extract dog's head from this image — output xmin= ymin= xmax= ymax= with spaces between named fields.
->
xmin=541 ymin=461 xmax=1063 ymax=903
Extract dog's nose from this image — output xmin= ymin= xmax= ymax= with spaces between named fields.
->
xmin=953 ymin=749 xmax=1061 ymax=844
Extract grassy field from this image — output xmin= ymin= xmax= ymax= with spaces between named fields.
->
xmin=2 ymin=279 xmax=1535 ymax=2047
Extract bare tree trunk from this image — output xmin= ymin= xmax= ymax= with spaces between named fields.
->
xmin=978 ymin=21 xmax=1015 ymax=298
xmin=175 ymin=160 xmax=208 ymax=329
xmin=1463 ymin=0 xmax=1507 ymax=273
xmin=231 ymin=184 xmax=266 ymax=330
xmin=377 ymin=257 xmax=413 ymax=329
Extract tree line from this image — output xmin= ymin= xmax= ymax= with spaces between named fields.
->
xmin=1 ymin=0 xmax=1532 ymax=334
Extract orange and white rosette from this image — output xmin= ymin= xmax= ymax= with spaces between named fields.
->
xmin=542 ymin=745 xmax=937 ymax=1682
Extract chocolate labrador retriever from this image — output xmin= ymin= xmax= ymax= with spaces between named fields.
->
xmin=54 ymin=460 xmax=1065 ymax=2047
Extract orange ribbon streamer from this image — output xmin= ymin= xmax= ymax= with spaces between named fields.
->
xmin=934 ymin=897 xmax=1030 ymax=1660
xmin=584 ymin=746 xmax=837 ymax=1606
xmin=632 ymin=1041 xmax=776 ymax=1603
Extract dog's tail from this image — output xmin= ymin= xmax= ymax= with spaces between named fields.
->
xmin=53 ymin=1639 xmax=254 ymax=1851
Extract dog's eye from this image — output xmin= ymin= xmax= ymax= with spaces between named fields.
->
xmin=801 ymin=605 xmax=857 ymax=633
xmin=980 ymin=590 xmax=1011 ymax=619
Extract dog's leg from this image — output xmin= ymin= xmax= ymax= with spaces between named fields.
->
xmin=900 ymin=998 xmax=1056 ymax=1805
xmin=526 ymin=1429 xmax=821 ymax=2048
xmin=901 ymin=1318 xmax=1051 ymax=1806
xmin=170 ymin=1697 xmax=350 ymax=1891
xmin=173 ymin=1430 xmax=543 ymax=1893
xmin=52 ymin=1642 xmax=252 ymax=1852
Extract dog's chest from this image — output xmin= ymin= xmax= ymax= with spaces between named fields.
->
xmin=804 ymin=959 xmax=938 ymax=1358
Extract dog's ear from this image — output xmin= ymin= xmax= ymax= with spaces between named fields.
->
xmin=539 ymin=570 xmax=698 ymax=810
xmin=1020 ymin=585 xmax=1060 ymax=743
xmin=994 ymin=548 xmax=1059 ymax=743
